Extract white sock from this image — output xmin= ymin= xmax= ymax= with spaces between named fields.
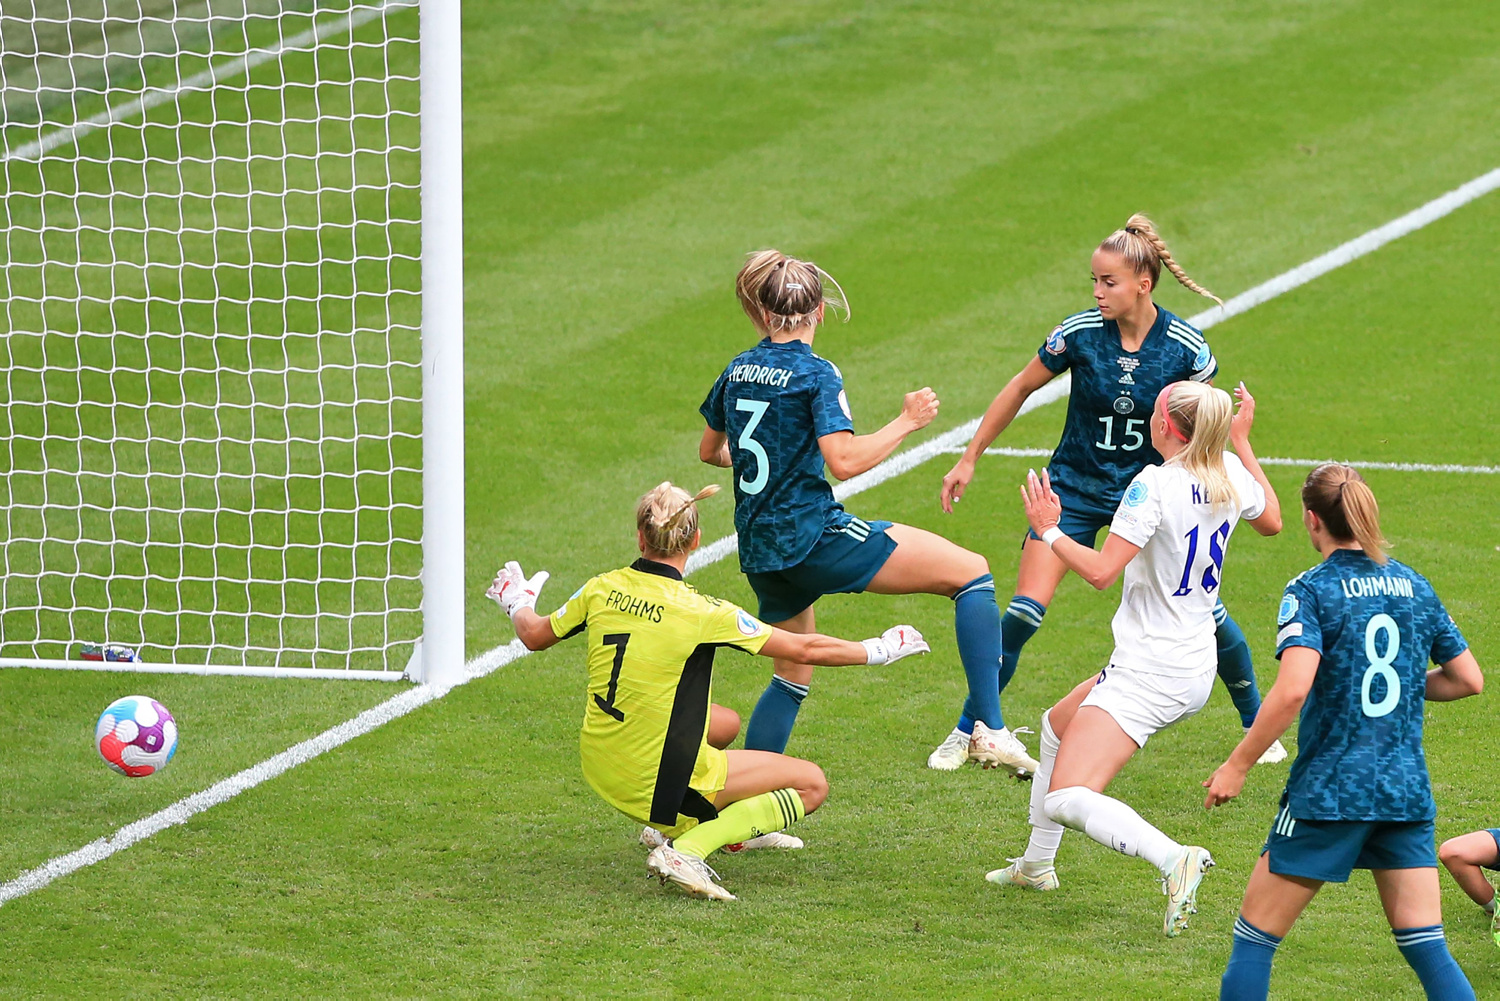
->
xmin=1021 ymin=710 xmax=1063 ymax=872
xmin=1484 ymin=895 xmax=1496 ymax=916
xmin=1044 ymin=785 xmax=1181 ymax=874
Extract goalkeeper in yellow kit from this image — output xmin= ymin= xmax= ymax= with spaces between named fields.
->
xmin=490 ymin=481 xmax=929 ymax=901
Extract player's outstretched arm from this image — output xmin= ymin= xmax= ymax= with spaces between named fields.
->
xmin=1203 ymin=646 xmax=1320 ymax=808
xmin=1020 ymin=467 xmax=1139 ymax=588
xmin=760 ymin=624 xmax=929 ymax=667
xmin=1229 ymin=381 xmax=1282 ymax=536
xmin=818 ymin=387 xmax=939 ymax=481
xmin=941 ymin=357 xmax=1055 ymax=513
xmin=1425 ymin=649 xmax=1483 ymax=702
xmin=486 ymin=562 xmax=563 ymax=651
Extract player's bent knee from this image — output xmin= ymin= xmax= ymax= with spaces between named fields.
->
xmin=708 ymin=705 xmax=741 ymax=749
xmin=797 ymin=762 xmax=829 ymax=813
xmin=1043 ymin=786 xmax=1087 ymax=828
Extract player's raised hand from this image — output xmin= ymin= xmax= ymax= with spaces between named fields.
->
xmin=902 ymin=387 xmax=940 ymax=431
xmin=1201 ymin=760 xmax=1247 ymax=809
xmin=939 ymin=457 xmax=974 ymax=514
xmin=861 ymin=624 xmax=930 ymax=665
xmin=1229 ymin=381 xmax=1256 ymax=443
xmin=486 ymin=560 xmax=550 ymax=619
xmin=1020 ymin=467 xmax=1064 ymax=537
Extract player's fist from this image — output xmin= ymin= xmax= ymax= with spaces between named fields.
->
xmin=486 ymin=561 xmax=550 ymax=619
xmin=861 ymin=624 xmax=929 ymax=666
xmin=902 ymin=387 xmax=939 ymax=431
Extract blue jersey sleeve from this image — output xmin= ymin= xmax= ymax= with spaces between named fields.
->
xmin=810 ymin=361 xmax=854 ymax=438
xmin=1275 ymin=577 xmax=1323 ymax=658
xmin=700 ymin=370 xmax=728 ymax=432
xmin=1429 ymin=602 xmax=1469 ymax=665
xmin=1037 ymin=323 xmax=1073 ymax=375
xmin=1187 ymin=340 xmax=1218 ymax=383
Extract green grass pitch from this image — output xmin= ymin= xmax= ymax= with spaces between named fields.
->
xmin=3 ymin=0 xmax=1499 ymax=995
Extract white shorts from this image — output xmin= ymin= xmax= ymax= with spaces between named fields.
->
xmin=1079 ymin=665 xmax=1215 ymax=747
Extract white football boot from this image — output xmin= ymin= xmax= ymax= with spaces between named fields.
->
xmin=646 ymin=844 xmax=736 ymax=901
xmin=722 ymin=831 xmax=804 ymax=853
xmin=1255 ymin=736 xmax=1289 ymax=765
xmin=1161 ymin=846 xmax=1215 ymax=937
xmin=639 ymin=826 xmax=669 ymax=849
xmin=927 ymin=728 xmax=972 ymax=770
xmin=969 ymin=722 xmax=1039 ymax=778
xmin=985 ymin=857 xmax=1060 ymax=891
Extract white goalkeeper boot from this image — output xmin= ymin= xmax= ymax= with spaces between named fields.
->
xmin=722 ymin=831 xmax=804 ymax=853
xmin=927 ymin=727 xmax=972 ymax=770
xmin=969 ymin=722 xmax=1039 ymax=778
xmin=639 ymin=826 xmax=668 ymax=849
xmin=646 ymin=844 xmax=736 ymax=901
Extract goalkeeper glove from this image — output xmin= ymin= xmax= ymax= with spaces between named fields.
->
xmin=486 ymin=561 xmax=550 ymax=619
xmin=861 ymin=625 xmax=929 ymax=666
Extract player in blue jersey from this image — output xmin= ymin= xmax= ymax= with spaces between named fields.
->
xmin=699 ymin=250 xmax=1039 ymax=777
xmin=1205 ymin=464 xmax=1484 ymax=1000
xmin=931 ymin=214 xmax=1284 ymax=770
xmin=1439 ymin=829 xmax=1500 ymax=949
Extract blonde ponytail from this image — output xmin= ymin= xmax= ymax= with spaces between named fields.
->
xmin=1162 ymin=381 xmax=1238 ymax=510
xmin=1098 ymin=214 xmax=1223 ymax=306
xmin=735 ymin=249 xmax=849 ymax=338
xmin=637 ymin=482 xmax=720 ymax=557
xmin=1301 ymin=463 xmax=1388 ymax=564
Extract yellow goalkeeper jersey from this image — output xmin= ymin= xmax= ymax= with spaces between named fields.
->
xmin=550 ymin=558 xmax=772 ymax=834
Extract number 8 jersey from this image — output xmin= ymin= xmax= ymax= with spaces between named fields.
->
xmin=700 ymin=338 xmax=856 ymax=573
xmin=1274 ymin=551 xmax=1469 ymax=822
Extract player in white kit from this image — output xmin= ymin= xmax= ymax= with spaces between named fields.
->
xmin=986 ymin=379 xmax=1282 ymax=937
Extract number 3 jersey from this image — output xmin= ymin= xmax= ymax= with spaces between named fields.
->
xmin=700 ymin=338 xmax=856 ymax=573
xmin=549 ymin=558 xmax=772 ymax=831
xmin=1038 ymin=307 xmax=1217 ymax=520
xmin=1106 ymin=452 xmax=1265 ymax=677
xmin=1274 ymin=550 xmax=1469 ymax=822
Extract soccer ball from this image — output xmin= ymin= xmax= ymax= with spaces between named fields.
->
xmin=96 ymin=696 xmax=178 ymax=777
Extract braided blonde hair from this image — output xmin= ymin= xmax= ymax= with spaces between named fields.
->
xmin=636 ymin=482 xmax=720 ymax=557
xmin=1098 ymin=214 xmax=1223 ymax=306
xmin=735 ymin=249 xmax=850 ymax=337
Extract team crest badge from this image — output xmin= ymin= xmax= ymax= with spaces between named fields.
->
xmin=1193 ymin=343 xmax=1213 ymax=371
xmin=1124 ymin=481 xmax=1148 ymax=507
xmin=736 ymin=610 xmax=762 ymax=636
xmin=1113 ymin=396 xmax=1134 ymax=414
xmin=1278 ymin=593 xmax=1300 ymax=625
xmin=1044 ymin=326 xmax=1066 ymax=355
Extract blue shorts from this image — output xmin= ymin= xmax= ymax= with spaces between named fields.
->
xmin=745 ymin=517 xmax=897 ymax=623
xmin=1484 ymin=829 xmax=1500 ymax=871
xmin=1024 ymin=505 xmax=1111 ymax=548
xmin=1263 ymin=795 xmax=1436 ymax=883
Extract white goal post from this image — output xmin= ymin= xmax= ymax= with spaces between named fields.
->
xmin=0 ymin=0 xmax=464 ymax=685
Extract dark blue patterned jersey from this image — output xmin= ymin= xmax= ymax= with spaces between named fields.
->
xmin=1274 ymin=550 xmax=1469 ymax=821
xmin=1037 ymin=306 xmax=1217 ymax=519
xmin=700 ymin=338 xmax=855 ymax=573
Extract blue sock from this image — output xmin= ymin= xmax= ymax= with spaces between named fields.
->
xmin=743 ymin=675 xmax=809 ymax=753
xmin=1393 ymin=925 xmax=1476 ymax=1000
xmin=958 ymin=595 xmax=1045 ymax=734
xmin=1215 ymin=605 xmax=1262 ymax=729
xmin=951 ymin=574 xmax=1003 ymax=730
xmin=1220 ymin=914 xmax=1282 ymax=1000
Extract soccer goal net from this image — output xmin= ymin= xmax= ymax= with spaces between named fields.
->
xmin=0 ymin=0 xmax=464 ymax=683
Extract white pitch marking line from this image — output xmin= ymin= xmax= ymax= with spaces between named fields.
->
xmin=958 ymin=446 xmax=1499 ymax=475
xmin=1 ymin=0 xmax=416 ymax=163
xmin=4 ymin=166 xmax=1497 ymax=907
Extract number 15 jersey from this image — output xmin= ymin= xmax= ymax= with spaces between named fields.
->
xmin=1106 ymin=452 xmax=1265 ymax=677
xmin=1274 ymin=550 xmax=1469 ymax=822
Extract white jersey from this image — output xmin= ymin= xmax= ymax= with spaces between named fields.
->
xmin=1106 ymin=452 xmax=1266 ymax=677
